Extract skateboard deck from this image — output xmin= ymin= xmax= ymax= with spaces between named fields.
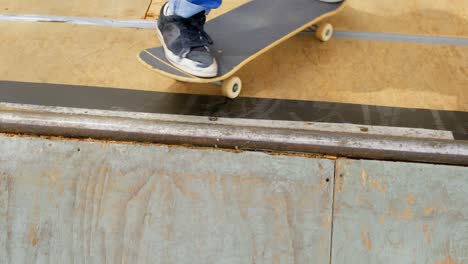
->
xmin=138 ymin=0 xmax=346 ymax=98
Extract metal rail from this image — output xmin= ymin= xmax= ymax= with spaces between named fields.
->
xmin=1 ymin=105 xmax=467 ymax=165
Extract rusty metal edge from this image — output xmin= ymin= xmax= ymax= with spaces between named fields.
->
xmin=0 ymin=106 xmax=467 ymax=166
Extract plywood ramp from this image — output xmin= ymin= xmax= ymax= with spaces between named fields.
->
xmin=332 ymin=0 xmax=468 ymax=36
xmin=2 ymin=0 xmax=468 ymax=35
xmin=0 ymin=135 xmax=335 ymax=263
xmin=333 ymin=159 xmax=468 ymax=263
xmin=2 ymin=135 xmax=468 ymax=263
xmin=1 ymin=21 xmax=467 ymax=111
xmin=0 ymin=0 xmax=152 ymax=19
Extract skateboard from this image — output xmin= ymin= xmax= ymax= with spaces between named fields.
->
xmin=138 ymin=0 xmax=346 ymax=98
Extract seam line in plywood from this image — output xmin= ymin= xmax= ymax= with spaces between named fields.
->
xmin=144 ymin=0 xmax=154 ymax=20
xmin=333 ymin=30 xmax=468 ymax=46
xmin=329 ymin=160 xmax=339 ymax=264
xmin=0 ymin=14 xmax=158 ymax=29
xmin=1 ymin=14 xmax=468 ymax=46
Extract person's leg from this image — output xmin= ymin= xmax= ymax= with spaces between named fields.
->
xmin=157 ymin=0 xmax=221 ymax=77
xmin=167 ymin=0 xmax=222 ymax=18
xmin=319 ymin=0 xmax=343 ymax=2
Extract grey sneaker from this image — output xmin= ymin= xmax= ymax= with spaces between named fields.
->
xmin=157 ymin=4 xmax=218 ymax=78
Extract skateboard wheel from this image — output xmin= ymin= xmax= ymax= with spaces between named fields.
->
xmin=315 ymin=23 xmax=334 ymax=42
xmin=221 ymin=77 xmax=242 ymax=99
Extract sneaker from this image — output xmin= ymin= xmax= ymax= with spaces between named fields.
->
xmin=157 ymin=4 xmax=218 ymax=78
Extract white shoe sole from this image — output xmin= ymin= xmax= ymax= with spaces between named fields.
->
xmin=156 ymin=26 xmax=218 ymax=78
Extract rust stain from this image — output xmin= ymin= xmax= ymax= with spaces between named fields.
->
xmin=322 ymin=215 xmax=332 ymax=229
xmin=367 ymin=179 xmax=387 ymax=193
xmin=28 ymin=226 xmax=38 ymax=247
xmin=273 ymin=202 xmax=284 ymax=216
xmin=58 ymin=183 xmax=65 ymax=195
xmin=369 ymin=179 xmax=378 ymax=189
xmin=109 ymin=180 xmax=123 ymax=192
xmin=424 ymin=207 xmax=435 ymax=216
xmin=47 ymin=169 xmax=60 ymax=184
xmin=163 ymin=225 xmax=174 ymax=240
xmin=162 ymin=183 xmax=174 ymax=204
xmin=273 ymin=254 xmax=281 ymax=264
xmin=435 ymin=256 xmax=456 ymax=264
xmin=389 ymin=208 xmax=395 ymax=218
xmin=422 ymin=223 xmax=432 ymax=243
xmin=335 ymin=173 xmax=344 ymax=193
xmin=361 ymin=229 xmax=372 ymax=252
xmin=377 ymin=183 xmax=387 ymax=193
xmin=398 ymin=208 xmax=412 ymax=221
xmin=117 ymin=170 xmax=125 ymax=178
xmin=6 ymin=132 xmax=326 ymax=158
xmin=405 ymin=195 xmax=416 ymax=205
xmin=379 ymin=216 xmax=385 ymax=224
xmin=174 ymin=176 xmax=200 ymax=200
xmin=208 ymin=174 xmax=216 ymax=189
xmin=361 ymin=169 xmax=367 ymax=188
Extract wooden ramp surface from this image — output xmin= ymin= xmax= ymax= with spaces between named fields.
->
xmin=0 ymin=0 xmax=467 ymax=111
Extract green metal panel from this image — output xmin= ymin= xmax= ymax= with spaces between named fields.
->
xmin=332 ymin=159 xmax=468 ymax=264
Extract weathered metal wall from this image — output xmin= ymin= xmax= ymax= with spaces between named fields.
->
xmin=0 ymin=135 xmax=334 ymax=263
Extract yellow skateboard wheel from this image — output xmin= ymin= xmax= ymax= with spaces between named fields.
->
xmin=315 ymin=23 xmax=334 ymax=42
xmin=221 ymin=77 xmax=242 ymax=99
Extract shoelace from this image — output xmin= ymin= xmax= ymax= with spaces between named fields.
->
xmin=190 ymin=14 xmax=213 ymax=45
xmin=181 ymin=12 xmax=213 ymax=47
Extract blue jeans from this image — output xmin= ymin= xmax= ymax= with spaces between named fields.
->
xmin=168 ymin=0 xmax=222 ymax=18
